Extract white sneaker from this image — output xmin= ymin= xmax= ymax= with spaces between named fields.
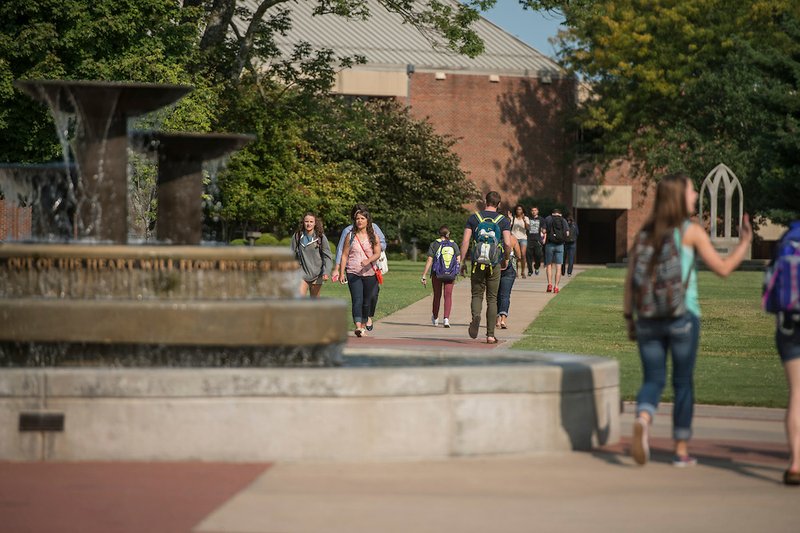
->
xmin=431 ymin=315 xmax=438 ymax=326
xmin=443 ymin=318 xmax=450 ymax=328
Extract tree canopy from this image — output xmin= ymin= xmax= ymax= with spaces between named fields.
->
xmin=1 ymin=0 xmax=490 ymax=240
xmin=524 ymin=0 xmax=800 ymax=223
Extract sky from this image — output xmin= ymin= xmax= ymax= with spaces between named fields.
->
xmin=480 ymin=3 xmax=566 ymax=58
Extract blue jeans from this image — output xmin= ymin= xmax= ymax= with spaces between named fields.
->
xmin=346 ymin=273 xmax=379 ymax=324
xmin=561 ymin=242 xmax=576 ymax=275
xmin=635 ymin=313 xmax=700 ymax=441
xmin=497 ymin=264 xmax=516 ymax=316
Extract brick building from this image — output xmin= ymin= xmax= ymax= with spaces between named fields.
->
xmin=262 ymin=0 xmax=651 ymax=263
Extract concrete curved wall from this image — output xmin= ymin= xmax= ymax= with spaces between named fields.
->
xmin=0 ymin=349 xmax=619 ymax=462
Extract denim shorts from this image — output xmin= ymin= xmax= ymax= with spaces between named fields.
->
xmin=777 ymin=314 xmax=800 ymax=363
xmin=544 ymin=243 xmax=564 ymax=265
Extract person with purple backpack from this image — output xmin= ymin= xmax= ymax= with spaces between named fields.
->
xmin=763 ymin=220 xmax=800 ymax=485
xmin=421 ymin=225 xmax=461 ymax=328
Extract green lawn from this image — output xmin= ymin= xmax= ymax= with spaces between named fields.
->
xmin=512 ymin=268 xmax=785 ymax=407
xmin=322 ymin=261 xmax=784 ymax=407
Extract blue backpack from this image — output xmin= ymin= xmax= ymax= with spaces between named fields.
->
xmin=432 ymin=238 xmax=459 ymax=281
xmin=471 ymin=212 xmax=504 ymax=271
xmin=763 ymin=221 xmax=800 ymax=315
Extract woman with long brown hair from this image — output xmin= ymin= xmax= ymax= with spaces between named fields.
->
xmin=623 ymin=173 xmax=752 ymax=467
xmin=339 ymin=208 xmax=382 ymax=337
xmin=511 ymin=204 xmax=530 ymax=278
xmin=290 ymin=212 xmax=333 ymax=298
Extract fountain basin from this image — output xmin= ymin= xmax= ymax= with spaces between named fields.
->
xmin=0 ymin=243 xmax=347 ymax=367
xmin=0 ymin=349 xmax=620 ymax=461
xmin=0 ymin=243 xmax=300 ymax=300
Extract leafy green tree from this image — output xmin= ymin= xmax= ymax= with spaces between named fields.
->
xmin=0 ymin=0 xmax=501 ymax=240
xmin=212 ymin=79 xmax=365 ymax=240
xmin=522 ymin=0 xmax=800 ymax=222
xmin=0 ymin=0 xmax=203 ymax=162
xmin=305 ymin=97 xmax=478 ymax=243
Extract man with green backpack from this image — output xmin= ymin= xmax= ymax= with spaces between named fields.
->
xmin=458 ymin=191 xmax=512 ymax=344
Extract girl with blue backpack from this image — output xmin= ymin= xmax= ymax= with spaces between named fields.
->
xmin=421 ymin=225 xmax=461 ymax=328
xmin=763 ymin=220 xmax=800 ymax=485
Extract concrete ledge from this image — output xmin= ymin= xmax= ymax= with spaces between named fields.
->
xmin=0 ymin=349 xmax=619 ymax=462
xmin=0 ymin=298 xmax=348 ymax=346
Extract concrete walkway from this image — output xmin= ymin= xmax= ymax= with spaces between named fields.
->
xmin=2 ymin=266 xmax=798 ymax=533
xmin=347 ymin=265 xmax=575 ymax=349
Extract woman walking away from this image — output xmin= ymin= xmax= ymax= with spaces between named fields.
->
xmin=421 ymin=225 xmax=461 ymax=328
xmin=291 ymin=212 xmax=333 ymax=298
xmin=763 ymin=220 xmax=800 ymax=485
xmin=511 ymin=205 xmax=530 ymax=278
xmin=623 ymin=172 xmax=752 ymax=467
xmin=339 ymin=208 xmax=382 ymax=337
xmin=496 ymin=234 xmax=522 ymax=330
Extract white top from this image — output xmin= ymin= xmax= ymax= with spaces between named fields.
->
xmin=511 ymin=216 xmax=530 ymax=240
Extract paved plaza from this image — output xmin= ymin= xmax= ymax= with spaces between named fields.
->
xmin=2 ymin=268 xmax=798 ymax=532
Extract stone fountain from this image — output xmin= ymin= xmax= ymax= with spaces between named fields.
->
xmin=0 ymin=80 xmax=619 ymax=462
xmin=0 ymin=80 xmax=347 ymax=367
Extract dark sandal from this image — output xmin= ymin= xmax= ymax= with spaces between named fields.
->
xmin=486 ymin=336 xmax=499 ymax=344
xmin=784 ymin=469 xmax=800 ymax=485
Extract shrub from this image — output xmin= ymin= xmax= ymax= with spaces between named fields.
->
xmin=254 ymin=233 xmax=280 ymax=246
xmin=229 ymin=238 xmax=247 ymax=246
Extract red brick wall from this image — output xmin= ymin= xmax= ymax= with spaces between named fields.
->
xmin=575 ymin=160 xmax=656 ymax=259
xmin=0 ymin=199 xmax=32 ymax=241
xmin=408 ymin=72 xmax=575 ymax=209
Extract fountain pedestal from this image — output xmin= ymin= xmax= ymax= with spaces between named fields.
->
xmin=133 ymin=131 xmax=255 ymax=245
xmin=13 ymin=80 xmax=192 ymax=243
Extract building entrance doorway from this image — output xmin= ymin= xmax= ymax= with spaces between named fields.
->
xmin=575 ymin=208 xmax=624 ymax=264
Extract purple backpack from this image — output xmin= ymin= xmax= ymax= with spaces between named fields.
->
xmin=763 ymin=221 xmax=800 ymax=314
xmin=432 ymin=239 xmax=460 ymax=281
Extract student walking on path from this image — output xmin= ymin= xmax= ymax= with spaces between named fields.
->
xmin=561 ymin=214 xmax=579 ymax=278
xmin=543 ymin=208 xmax=568 ymax=293
xmin=420 ymin=226 xmax=461 ymax=328
xmin=496 ymin=234 xmax=522 ymax=330
xmin=526 ymin=206 xmax=544 ymax=276
xmin=459 ymin=191 xmax=512 ymax=344
xmin=510 ymin=205 xmax=530 ymax=278
xmin=763 ymin=220 xmax=800 ymax=485
xmin=623 ymin=172 xmax=752 ymax=468
xmin=290 ymin=212 xmax=333 ymax=298
xmin=338 ymin=208 xmax=383 ymax=338
xmin=333 ymin=204 xmax=386 ymax=332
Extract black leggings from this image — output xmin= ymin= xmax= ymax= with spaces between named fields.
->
xmin=346 ymin=273 xmax=379 ymax=324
